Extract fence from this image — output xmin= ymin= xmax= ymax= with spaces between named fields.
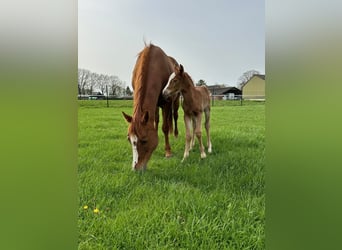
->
xmin=78 ymin=95 xmax=265 ymax=107
xmin=78 ymin=94 xmax=133 ymax=100
xmin=211 ymin=95 xmax=265 ymax=106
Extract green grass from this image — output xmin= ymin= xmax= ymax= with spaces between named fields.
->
xmin=78 ymin=100 xmax=265 ymax=249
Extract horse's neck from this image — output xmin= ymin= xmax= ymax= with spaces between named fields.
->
xmin=133 ymin=85 xmax=159 ymax=120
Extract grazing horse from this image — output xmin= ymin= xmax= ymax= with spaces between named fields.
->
xmin=162 ymin=64 xmax=212 ymax=161
xmin=122 ymin=44 xmax=179 ymax=170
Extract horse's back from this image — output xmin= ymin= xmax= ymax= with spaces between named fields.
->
xmin=198 ymin=85 xmax=211 ymax=107
xmin=196 ymin=85 xmax=210 ymax=98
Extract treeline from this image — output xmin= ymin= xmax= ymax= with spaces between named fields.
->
xmin=78 ymin=68 xmax=132 ymax=97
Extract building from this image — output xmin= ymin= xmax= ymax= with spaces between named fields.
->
xmin=242 ymin=74 xmax=265 ymax=100
xmin=206 ymin=85 xmax=242 ymax=100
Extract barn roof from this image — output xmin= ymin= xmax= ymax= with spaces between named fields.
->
xmin=241 ymin=74 xmax=266 ymax=91
xmin=206 ymin=86 xmax=241 ymax=95
xmin=254 ymin=74 xmax=265 ymax=80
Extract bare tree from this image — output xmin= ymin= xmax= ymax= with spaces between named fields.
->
xmin=237 ymin=70 xmax=260 ymax=89
xmin=109 ymin=75 xmax=124 ymax=96
xmin=88 ymin=72 xmax=99 ymax=94
xmin=78 ymin=68 xmax=126 ymax=97
xmin=78 ymin=68 xmax=91 ymax=95
xmin=97 ymin=74 xmax=109 ymax=95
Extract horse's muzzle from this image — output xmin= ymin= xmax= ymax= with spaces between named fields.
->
xmin=133 ymin=162 xmax=147 ymax=171
xmin=162 ymin=89 xmax=170 ymax=98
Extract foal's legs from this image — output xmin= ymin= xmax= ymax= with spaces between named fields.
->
xmin=204 ymin=107 xmax=212 ymax=153
xmin=182 ymin=114 xmax=192 ymax=161
xmin=190 ymin=116 xmax=196 ymax=150
xmin=194 ymin=113 xmax=206 ymax=159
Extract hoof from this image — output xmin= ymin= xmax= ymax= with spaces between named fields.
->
xmin=200 ymin=152 xmax=207 ymax=159
xmin=165 ymin=152 xmax=172 ymax=158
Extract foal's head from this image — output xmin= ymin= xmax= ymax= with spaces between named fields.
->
xmin=122 ymin=111 xmax=158 ymax=170
xmin=162 ymin=64 xmax=188 ymax=97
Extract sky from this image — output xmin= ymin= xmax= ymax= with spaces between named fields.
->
xmin=78 ymin=0 xmax=264 ymax=88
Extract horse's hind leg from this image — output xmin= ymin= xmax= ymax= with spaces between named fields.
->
xmin=195 ymin=113 xmax=206 ymax=159
xmin=162 ymin=107 xmax=172 ymax=158
xmin=204 ymin=107 xmax=212 ymax=153
xmin=155 ymin=108 xmax=159 ymax=130
xmin=173 ymin=95 xmax=179 ymax=138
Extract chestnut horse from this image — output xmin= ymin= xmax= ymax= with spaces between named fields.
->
xmin=162 ymin=64 xmax=212 ymax=161
xmin=122 ymin=44 xmax=179 ymax=170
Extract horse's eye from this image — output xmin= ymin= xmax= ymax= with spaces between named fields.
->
xmin=140 ymin=139 xmax=147 ymax=145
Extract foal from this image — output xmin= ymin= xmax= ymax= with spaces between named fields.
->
xmin=162 ymin=64 xmax=212 ymax=161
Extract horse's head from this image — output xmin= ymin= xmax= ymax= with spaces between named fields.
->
xmin=122 ymin=111 xmax=158 ymax=170
xmin=162 ymin=64 xmax=185 ymax=98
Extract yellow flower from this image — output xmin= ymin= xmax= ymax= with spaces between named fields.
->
xmin=93 ymin=208 xmax=100 ymax=213
xmin=83 ymin=205 xmax=88 ymax=210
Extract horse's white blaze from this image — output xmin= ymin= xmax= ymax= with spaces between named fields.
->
xmin=130 ymin=135 xmax=138 ymax=170
xmin=162 ymin=72 xmax=176 ymax=95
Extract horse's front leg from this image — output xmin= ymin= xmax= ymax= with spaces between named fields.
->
xmin=182 ymin=114 xmax=192 ymax=162
xmin=162 ymin=107 xmax=172 ymax=158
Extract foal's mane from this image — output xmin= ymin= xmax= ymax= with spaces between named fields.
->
xmin=183 ymin=72 xmax=195 ymax=86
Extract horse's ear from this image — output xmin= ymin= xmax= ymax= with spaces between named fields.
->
xmin=122 ymin=112 xmax=132 ymax=123
xmin=141 ymin=111 xmax=149 ymax=124
xmin=179 ymin=64 xmax=184 ymax=75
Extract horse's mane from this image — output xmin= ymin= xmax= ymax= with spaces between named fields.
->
xmin=168 ymin=56 xmax=179 ymax=67
xmin=132 ymin=43 xmax=153 ymax=119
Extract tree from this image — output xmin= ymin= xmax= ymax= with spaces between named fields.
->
xmin=196 ymin=79 xmax=207 ymax=86
xmin=109 ymin=75 xmax=124 ymax=96
xmin=237 ymin=70 xmax=260 ymax=89
xmin=77 ymin=68 xmax=126 ymax=97
xmin=78 ymin=68 xmax=91 ymax=95
xmin=89 ymin=72 xmax=101 ymax=94
xmin=125 ymin=86 xmax=133 ymax=96
xmin=96 ymin=73 xmax=109 ymax=95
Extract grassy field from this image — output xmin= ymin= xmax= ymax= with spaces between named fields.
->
xmin=78 ymin=100 xmax=265 ymax=249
